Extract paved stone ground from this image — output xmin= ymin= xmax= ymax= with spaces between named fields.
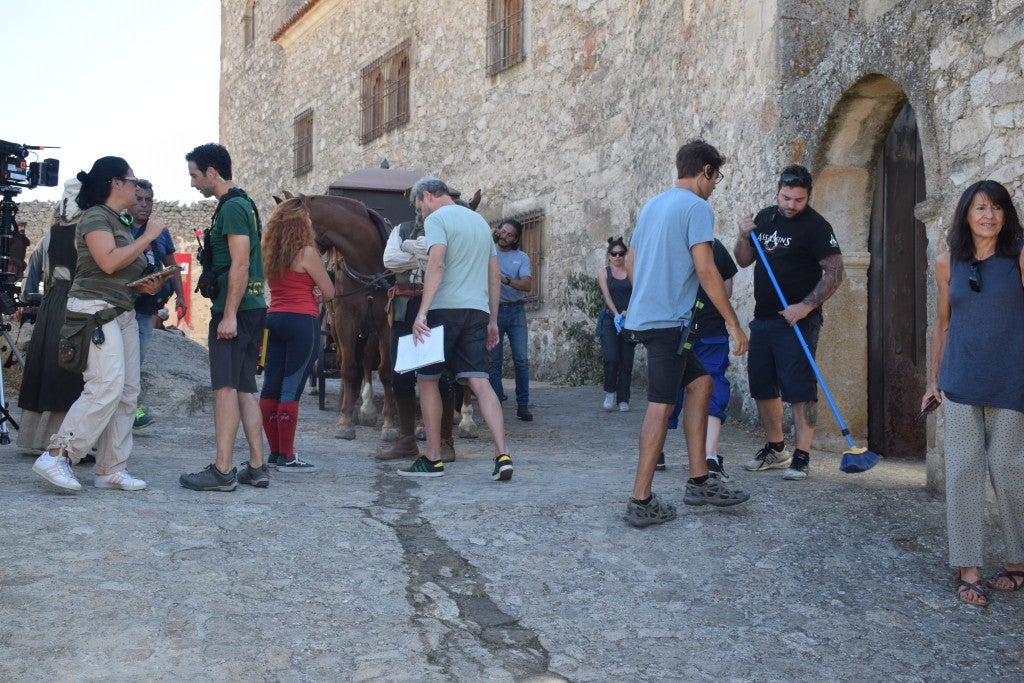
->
xmin=1 ymin=381 xmax=1023 ymax=681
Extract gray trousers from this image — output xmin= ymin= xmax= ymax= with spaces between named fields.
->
xmin=943 ymin=399 xmax=1024 ymax=567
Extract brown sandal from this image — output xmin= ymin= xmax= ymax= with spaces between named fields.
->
xmin=986 ymin=569 xmax=1024 ymax=592
xmin=956 ymin=569 xmax=989 ymax=606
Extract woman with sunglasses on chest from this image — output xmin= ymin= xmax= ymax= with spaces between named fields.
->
xmin=923 ymin=179 xmax=1024 ymax=606
xmin=31 ymin=157 xmax=171 ymax=492
xmin=597 ymin=236 xmax=637 ymax=412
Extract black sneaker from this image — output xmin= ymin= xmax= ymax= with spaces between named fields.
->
xmin=623 ymin=492 xmax=677 ymax=527
xmin=783 ymin=454 xmax=810 ymax=480
xmin=267 ymin=452 xmax=284 ymax=465
xmin=237 ymin=462 xmax=270 ymax=488
xmin=276 ymin=455 xmax=316 ymax=473
xmin=706 ymin=455 xmax=730 ymax=482
xmin=179 ymin=464 xmax=237 ymax=492
xmin=517 ymin=405 xmax=533 ymax=421
xmin=655 ymin=452 xmax=666 ymax=471
xmin=397 ymin=455 xmax=445 ymax=478
xmin=492 ymin=453 xmax=514 ymax=481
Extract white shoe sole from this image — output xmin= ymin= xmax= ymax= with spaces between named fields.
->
xmin=32 ymin=458 xmax=82 ymax=491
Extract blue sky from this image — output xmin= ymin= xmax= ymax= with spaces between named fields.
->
xmin=6 ymin=0 xmax=220 ymax=203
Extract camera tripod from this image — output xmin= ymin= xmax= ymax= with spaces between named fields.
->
xmin=0 ymin=317 xmax=24 ymax=444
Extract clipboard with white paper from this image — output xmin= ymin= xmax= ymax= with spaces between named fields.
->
xmin=394 ymin=325 xmax=445 ymax=373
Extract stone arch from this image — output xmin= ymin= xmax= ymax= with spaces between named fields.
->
xmin=808 ymin=74 xmax=933 ymax=452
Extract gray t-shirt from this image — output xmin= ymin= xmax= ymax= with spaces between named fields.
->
xmin=425 ymin=204 xmax=497 ymax=313
xmin=68 ymin=205 xmax=147 ymax=310
xmin=497 ymin=248 xmax=531 ymax=303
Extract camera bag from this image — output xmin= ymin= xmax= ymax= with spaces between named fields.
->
xmin=195 ymin=188 xmax=261 ymax=300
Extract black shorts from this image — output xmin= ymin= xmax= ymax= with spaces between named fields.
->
xmin=417 ymin=308 xmax=491 ymax=381
xmin=633 ymin=326 xmax=708 ymax=405
xmin=747 ymin=316 xmax=821 ymax=403
xmin=209 ymin=308 xmax=266 ymax=392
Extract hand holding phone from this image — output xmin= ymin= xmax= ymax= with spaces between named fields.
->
xmin=915 ymin=395 xmax=941 ymax=423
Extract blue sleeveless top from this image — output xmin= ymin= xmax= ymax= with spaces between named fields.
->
xmin=939 ymin=251 xmax=1024 ymax=413
xmin=605 ymin=266 xmax=632 ymax=313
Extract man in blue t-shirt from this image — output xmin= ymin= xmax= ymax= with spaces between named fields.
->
xmin=489 ymin=218 xmax=533 ymax=421
xmin=622 ymin=139 xmax=750 ymax=528
xmin=126 ymin=179 xmax=187 ymax=430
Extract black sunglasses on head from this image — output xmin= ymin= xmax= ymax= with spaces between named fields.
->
xmin=969 ymin=260 xmax=982 ymax=292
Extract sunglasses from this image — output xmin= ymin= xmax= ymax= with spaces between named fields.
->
xmin=609 ymin=251 xmax=626 ymax=257
xmin=969 ymin=260 xmax=981 ymax=293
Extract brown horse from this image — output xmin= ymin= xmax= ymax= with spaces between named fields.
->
xmin=295 ymin=194 xmax=397 ymax=441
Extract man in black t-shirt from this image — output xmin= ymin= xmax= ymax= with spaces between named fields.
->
xmin=733 ymin=165 xmax=845 ymax=481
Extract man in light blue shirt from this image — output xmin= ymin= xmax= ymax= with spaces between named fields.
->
xmin=489 ymin=218 xmax=533 ymax=421
xmin=623 ymin=139 xmax=751 ymax=527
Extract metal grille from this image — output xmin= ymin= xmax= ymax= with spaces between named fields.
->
xmin=293 ymin=108 xmax=313 ymax=176
xmin=495 ymin=209 xmax=543 ymax=303
xmin=486 ymin=0 xmax=524 ymax=76
xmin=360 ymin=39 xmax=411 ymax=144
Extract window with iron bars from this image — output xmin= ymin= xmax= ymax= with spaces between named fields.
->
xmin=494 ymin=210 xmax=543 ymax=303
xmin=293 ymin=108 xmax=313 ymax=176
xmin=486 ymin=0 xmax=525 ymax=75
xmin=360 ymin=39 xmax=411 ymax=144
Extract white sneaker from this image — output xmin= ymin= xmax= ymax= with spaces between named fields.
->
xmin=32 ymin=452 xmax=82 ymax=491
xmin=603 ymin=392 xmax=615 ymax=411
xmin=95 ymin=470 xmax=147 ymax=491
xmin=618 ymin=402 xmax=630 ymax=412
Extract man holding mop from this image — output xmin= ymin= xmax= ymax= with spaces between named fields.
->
xmin=734 ymin=164 xmax=845 ymax=481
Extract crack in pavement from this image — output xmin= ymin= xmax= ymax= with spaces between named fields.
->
xmin=372 ymin=470 xmax=564 ymax=681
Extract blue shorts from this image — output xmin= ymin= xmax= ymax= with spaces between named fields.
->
xmin=417 ymin=308 xmax=491 ymax=381
xmin=632 ymin=326 xmax=708 ymax=405
xmin=747 ymin=316 xmax=821 ymax=404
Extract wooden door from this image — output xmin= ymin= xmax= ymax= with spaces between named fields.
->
xmin=867 ymin=103 xmax=928 ymax=459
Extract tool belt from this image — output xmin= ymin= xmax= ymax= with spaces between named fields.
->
xmin=387 ymin=283 xmax=423 ymax=323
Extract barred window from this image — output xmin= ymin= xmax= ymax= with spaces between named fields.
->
xmin=494 ymin=210 xmax=543 ymax=303
xmin=360 ymin=40 xmax=411 ymax=144
xmin=243 ymin=0 xmax=256 ymax=48
xmin=486 ymin=0 xmax=525 ymax=75
xmin=293 ymin=108 xmax=313 ymax=176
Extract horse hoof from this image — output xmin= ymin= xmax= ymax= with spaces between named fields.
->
xmin=459 ymin=425 xmax=479 ymax=439
xmin=381 ymin=427 xmax=399 ymax=442
xmin=334 ymin=426 xmax=356 ymax=440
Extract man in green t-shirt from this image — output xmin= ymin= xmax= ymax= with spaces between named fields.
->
xmin=179 ymin=143 xmax=269 ymax=492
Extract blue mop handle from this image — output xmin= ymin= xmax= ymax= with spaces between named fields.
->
xmin=749 ymin=231 xmax=856 ymax=448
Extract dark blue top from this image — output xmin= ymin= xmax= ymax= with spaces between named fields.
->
xmin=605 ymin=266 xmax=632 ymax=313
xmin=939 ymin=252 xmax=1024 ymax=413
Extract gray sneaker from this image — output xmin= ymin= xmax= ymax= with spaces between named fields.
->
xmin=237 ymin=462 xmax=270 ymax=487
xmin=783 ymin=455 xmax=810 ymax=480
xmin=744 ymin=443 xmax=792 ymax=471
xmin=179 ymin=464 xmax=237 ymax=492
xmin=623 ymin=492 xmax=677 ymax=527
xmin=683 ymin=474 xmax=750 ymax=507
xmin=706 ymin=455 xmax=730 ymax=482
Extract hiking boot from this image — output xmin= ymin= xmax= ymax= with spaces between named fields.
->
xmin=706 ymin=456 xmax=730 ymax=482
xmin=623 ymin=493 xmax=677 ymax=527
xmin=267 ymin=452 xmax=284 ymax=465
xmin=133 ymin=407 xmax=156 ymax=431
xmin=618 ymin=402 xmax=629 ymax=412
xmin=603 ymin=392 xmax=615 ymax=411
xmin=32 ymin=451 xmax=82 ymax=491
xmin=277 ymin=455 xmax=316 ymax=473
xmin=237 ymin=462 xmax=270 ymax=487
xmin=94 ymin=470 xmax=147 ymax=491
xmin=397 ymin=455 xmax=445 ymax=478
xmin=683 ymin=474 xmax=750 ymax=507
xmin=179 ymin=464 xmax=237 ymax=492
xmin=783 ymin=454 xmax=810 ymax=480
xmin=655 ymin=451 xmax=666 ymax=471
xmin=744 ymin=443 xmax=792 ymax=471
xmin=375 ymin=435 xmax=419 ymax=461
xmin=492 ymin=453 xmax=514 ymax=481
xmin=439 ymin=438 xmax=457 ymax=463
xmin=517 ymin=405 xmax=533 ymax=421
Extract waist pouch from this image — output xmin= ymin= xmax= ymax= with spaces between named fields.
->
xmin=57 ymin=307 xmax=125 ymax=374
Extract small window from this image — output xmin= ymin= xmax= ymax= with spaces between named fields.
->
xmin=494 ymin=210 xmax=543 ymax=303
xmin=243 ymin=0 xmax=256 ymax=48
xmin=360 ymin=40 xmax=411 ymax=144
xmin=487 ymin=0 xmax=525 ymax=75
xmin=293 ymin=108 xmax=313 ymax=176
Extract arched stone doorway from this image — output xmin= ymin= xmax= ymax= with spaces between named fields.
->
xmin=811 ymin=75 xmax=928 ymax=456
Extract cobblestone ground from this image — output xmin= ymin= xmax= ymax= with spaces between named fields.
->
xmin=1 ymin=381 xmax=1022 ymax=681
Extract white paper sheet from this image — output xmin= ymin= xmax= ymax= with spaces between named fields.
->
xmin=394 ymin=326 xmax=445 ymax=373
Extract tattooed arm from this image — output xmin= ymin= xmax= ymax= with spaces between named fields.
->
xmin=779 ymin=253 xmax=845 ymax=326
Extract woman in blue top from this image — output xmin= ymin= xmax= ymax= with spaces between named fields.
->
xmin=597 ymin=236 xmax=636 ymax=411
xmin=922 ymin=180 xmax=1024 ymax=606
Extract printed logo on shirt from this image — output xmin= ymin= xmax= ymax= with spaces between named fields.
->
xmin=759 ymin=230 xmax=792 ymax=253
xmin=829 ymin=234 xmax=839 ymax=248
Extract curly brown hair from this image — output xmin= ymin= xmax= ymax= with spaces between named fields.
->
xmin=262 ymin=197 xmax=315 ymax=281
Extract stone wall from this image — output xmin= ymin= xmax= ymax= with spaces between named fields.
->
xmin=220 ymin=0 xmax=1024 ymax=489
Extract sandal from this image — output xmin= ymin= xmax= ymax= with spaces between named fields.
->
xmin=986 ymin=569 xmax=1024 ymax=592
xmin=956 ymin=569 xmax=989 ymax=606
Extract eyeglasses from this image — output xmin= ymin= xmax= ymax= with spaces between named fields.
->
xmin=712 ymin=170 xmax=724 ymax=183
xmin=609 ymin=251 xmax=626 ymax=257
xmin=969 ymin=260 xmax=982 ymax=292
xmin=119 ymin=176 xmax=139 ymax=186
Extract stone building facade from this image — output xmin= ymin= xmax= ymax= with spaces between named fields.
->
xmin=219 ymin=0 xmax=1024 ymax=487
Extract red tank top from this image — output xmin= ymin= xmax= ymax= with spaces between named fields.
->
xmin=268 ymin=269 xmax=318 ymax=316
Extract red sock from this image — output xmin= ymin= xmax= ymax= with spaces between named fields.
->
xmin=277 ymin=401 xmax=299 ymax=459
xmin=260 ymin=398 xmax=280 ymax=454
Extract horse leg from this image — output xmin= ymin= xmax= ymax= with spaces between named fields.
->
xmin=332 ymin=311 xmax=358 ymax=440
xmin=458 ymin=382 xmax=479 ymax=439
xmin=377 ymin=330 xmax=397 ymax=442
xmin=357 ymin=340 xmax=379 ymax=427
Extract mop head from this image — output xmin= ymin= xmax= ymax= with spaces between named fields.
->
xmin=840 ymin=446 xmax=881 ymax=473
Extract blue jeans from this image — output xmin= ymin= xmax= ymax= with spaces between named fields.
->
xmin=135 ymin=311 xmax=154 ymax=364
xmin=489 ymin=303 xmax=529 ymax=406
